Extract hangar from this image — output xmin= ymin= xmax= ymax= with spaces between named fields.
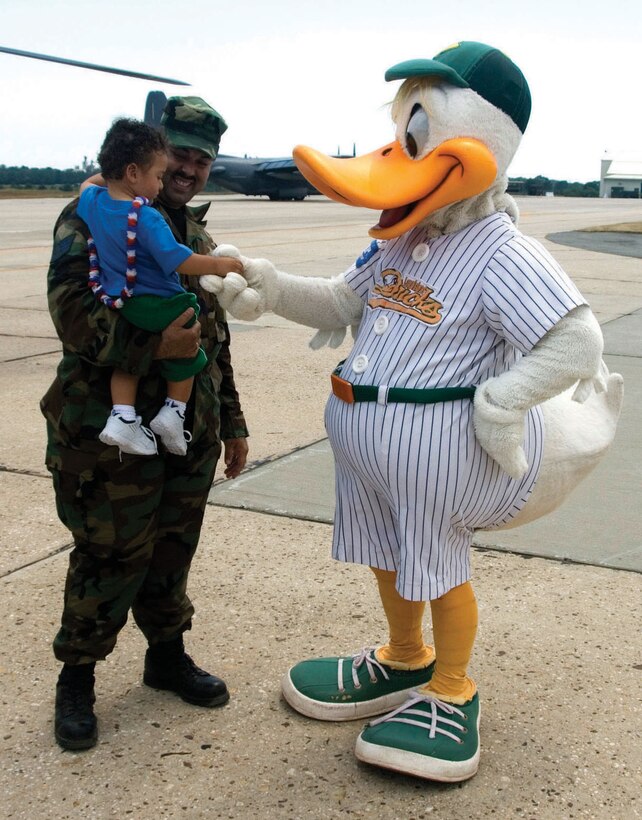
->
xmin=600 ymin=157 xmax=642 ymax=198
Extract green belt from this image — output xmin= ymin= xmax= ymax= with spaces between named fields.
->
xmin=331 ymin=364 xmax=476 ymax=405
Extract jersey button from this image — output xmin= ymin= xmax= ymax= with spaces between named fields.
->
xmin=373 ymin=315 xmax=389 ymax=335
xmin=352 ymin=354 xmax=369 ymax=374
xmin=412 ymin=243 xmax=429 ymax=262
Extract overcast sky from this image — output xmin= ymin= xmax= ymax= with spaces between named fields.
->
xmin=2 ymin=0 xmax=641 ymax=182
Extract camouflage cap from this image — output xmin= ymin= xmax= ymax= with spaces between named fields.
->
xmin=161 ymin=96 xmax=228 ymax=159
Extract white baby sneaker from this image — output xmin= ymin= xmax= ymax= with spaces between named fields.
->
xmin=99 ymin=414 xmax=157 ymax=456
xmin=149 ymin=404 xmax=191 ymax=456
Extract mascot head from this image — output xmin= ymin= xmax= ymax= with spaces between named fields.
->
xmin=294 ymin=41 xmax=531 ymax=239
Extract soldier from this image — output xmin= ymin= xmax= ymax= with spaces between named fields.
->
xmin=41 ymin=96 xmax=249 ymax=751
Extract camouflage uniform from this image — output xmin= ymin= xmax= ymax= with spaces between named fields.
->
xmin=41 ymin=197 xmax=248 ymax=665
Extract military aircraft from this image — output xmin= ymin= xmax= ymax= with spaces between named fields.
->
xmin=145 ymin=91 xmax=320 ymax=200
xmin=146 ymin=91 xmax=354 ymax=201
xmin=209 ymin=155 xmax=321 ymax=201
xmin=3 ymin=46 xmax=348 ymax=201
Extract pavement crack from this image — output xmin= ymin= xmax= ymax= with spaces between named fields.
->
xmin=0 ymin=332 xmax=57 ymax=340
xmin=1 ymin=349 xmax=60 ymax=362
xmin=0 ymin=542 xmax=73 ymax=579
xmin=210 ymin=437 xmax=328 ymax=487
xmin=0 ymin=465 xmax=50 ymax=478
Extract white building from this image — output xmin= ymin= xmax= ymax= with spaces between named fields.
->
xmin=600 ymin=156 xmax=642 ymax=198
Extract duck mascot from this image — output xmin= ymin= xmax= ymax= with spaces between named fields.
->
xmin=202 ymin=41 xmax=623 ymax=783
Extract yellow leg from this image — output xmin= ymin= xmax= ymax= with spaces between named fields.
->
xmin=422 ymin=581 xmax=478 ymax=704
xmin=371 ymin=568 xmax=435 ymax=670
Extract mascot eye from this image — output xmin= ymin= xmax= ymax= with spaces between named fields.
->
xmin=405 ymin=103 xmax=430 ymax=159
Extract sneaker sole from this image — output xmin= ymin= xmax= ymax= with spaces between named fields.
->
xmin=354 ymin=706 xmax=481 ymax=783
xmin=98 ymin=431 xmax=156 ymax=456
xmin=281 ymin=670 xmax=425 ymax=722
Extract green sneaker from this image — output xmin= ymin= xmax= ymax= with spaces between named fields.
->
xmin=355 ymin=691 xmax=480 ymax=782
xmin=281 ymin=648 xmax=435 ymax=722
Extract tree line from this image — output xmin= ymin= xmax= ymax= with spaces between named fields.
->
xmin=0 ymin=164 xmax=225 ymax=193
xmin=0 ymin=164 xmax=98 ymax=191
xmin=0 ymin=164 xmax=601 ymax=197
xmin=507 ymin=175 xmax=600 ymax=197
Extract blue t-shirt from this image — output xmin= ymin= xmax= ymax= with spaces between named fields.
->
xmin=78 ymin=186 xmax=193 ymax=298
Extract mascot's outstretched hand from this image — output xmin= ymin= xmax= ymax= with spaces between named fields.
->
xmin=219 ymin=251 xmax=365 ymax=346
xmin=200 ymin=244 xmax=263 ymax=320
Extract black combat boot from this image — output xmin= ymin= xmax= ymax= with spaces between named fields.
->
xmin=54 ymin=663 xmax=98 ymax=751
xmin=143 ymin=635 xmax=229 ymax=707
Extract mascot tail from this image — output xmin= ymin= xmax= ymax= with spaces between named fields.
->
xmin=497 ymin=370 xmax=624 ymax=530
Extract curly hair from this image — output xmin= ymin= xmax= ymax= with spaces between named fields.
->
xmin=98 ymin=118 xmax=168 ymax=180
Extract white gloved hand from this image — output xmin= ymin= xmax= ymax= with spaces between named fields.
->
xmin=200 ymin=243 xmax=243 ymax=298
xmin=571 ymin=359 xmax=609 ymax=403
xmin=309 ymin=327 xmax=348 ymax=350
xmin=473 ymin=378 xmax=529 ymax=480
xmin=200 ymin=244 xmax=263 ymax=320
xmin=240 ymin=256 xmax=282 ymax=313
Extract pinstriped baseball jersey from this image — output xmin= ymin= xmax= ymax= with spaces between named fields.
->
xmin=325 ymin=212 xmax=586 ymax=601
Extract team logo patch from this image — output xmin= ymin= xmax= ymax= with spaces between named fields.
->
xmin=355 ymin=240 xmax=381 ymax=268
xmin=369 ymin=269 xmax=443 ymax=324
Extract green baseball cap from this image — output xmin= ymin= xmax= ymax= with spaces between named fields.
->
xmin=385 ymin=41 xmax=531 ymax=133
xmin=161 ymin=96 xmax=228 ymax=159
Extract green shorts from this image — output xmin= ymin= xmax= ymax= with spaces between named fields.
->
xmin=120 ymin=292 xmax=207 ymax=381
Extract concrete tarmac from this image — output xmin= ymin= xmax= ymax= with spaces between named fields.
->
xmin=0 ymin=194 xmax=640 ymax=819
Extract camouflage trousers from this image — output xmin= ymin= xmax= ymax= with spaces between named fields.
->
xmin=49 ymin=429 xmax=221 ymax=664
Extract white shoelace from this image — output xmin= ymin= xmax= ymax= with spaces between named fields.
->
xmin=368 ymin=690 xmax=467 ymax=743
xmin=337 ymin=647 xmax=391 ymax=692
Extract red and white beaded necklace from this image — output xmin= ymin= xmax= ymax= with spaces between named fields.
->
xmin=88 ymin=195 xmax=149 ymax=309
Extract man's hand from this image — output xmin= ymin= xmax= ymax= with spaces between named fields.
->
xmin=222 ymin=437 xmax=248 ymax=479
xmin=155 ymin=308 xmax=201 ymax=360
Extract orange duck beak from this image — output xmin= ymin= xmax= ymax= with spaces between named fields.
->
xmin=293 ymin=138 xmax=497 ymax=240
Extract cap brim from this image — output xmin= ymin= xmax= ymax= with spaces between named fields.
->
xmin=385 ymin=59 xmax=470 ymax=88
xmin=163 ymin=127 xmax=217 ymax=159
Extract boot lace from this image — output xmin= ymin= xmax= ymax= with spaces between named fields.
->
xmin=57 ymin=684 xmax=95 ymax=719
xmin=179 ymin=653 xmax=209 ymax=679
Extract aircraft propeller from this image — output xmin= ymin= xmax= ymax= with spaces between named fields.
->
xmin=0 ymin=45 xmax=190 ymax=86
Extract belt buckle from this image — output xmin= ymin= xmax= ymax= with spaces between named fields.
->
xmin=331 ymin=373 xmax=355 ymax=403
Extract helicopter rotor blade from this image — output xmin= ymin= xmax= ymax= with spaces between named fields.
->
xmin=0 ymin=45 xmax=190 ymax=86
